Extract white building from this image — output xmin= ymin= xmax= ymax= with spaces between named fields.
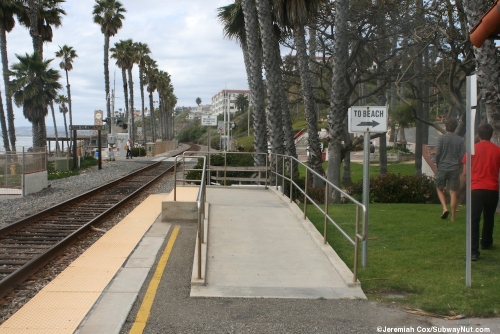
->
xmin=211 ymin=89 xmax=250 ymax=116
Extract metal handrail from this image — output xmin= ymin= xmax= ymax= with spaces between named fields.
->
xmin=269 ymin=153 xmax=367 ymax=284
xmin=173 ymin=155 xmax=207 ymax=279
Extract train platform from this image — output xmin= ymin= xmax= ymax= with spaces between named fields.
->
xmin=0 ymin=184 xmax=496 ymax=332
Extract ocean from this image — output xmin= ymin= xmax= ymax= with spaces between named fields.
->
xmin=0 ymin=136 xmax=60 ymax=151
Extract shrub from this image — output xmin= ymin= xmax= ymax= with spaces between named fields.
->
xmin=132 ymin=147 xmax=146 ymax=157
xmin=346 ymin=173 xmax=439 ymax=204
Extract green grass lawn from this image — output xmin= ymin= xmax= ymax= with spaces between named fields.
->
xmin=306 ymin=203 xmax=500 ymax=317
xmin=298 ymin=161 xmax=415 ymax=184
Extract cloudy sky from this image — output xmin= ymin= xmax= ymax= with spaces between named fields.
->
xmin=7 ymin=0 xmax=247 ymax=128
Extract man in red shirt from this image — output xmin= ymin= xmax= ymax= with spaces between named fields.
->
xmin=463 ymin=123 xmax=500 ymax=261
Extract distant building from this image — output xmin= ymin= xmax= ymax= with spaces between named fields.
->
xmin=211 ymin=89 xmax=250 ymax=116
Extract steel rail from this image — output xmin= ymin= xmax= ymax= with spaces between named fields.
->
xmin=0 ymin=162 xmax=173 ymax=299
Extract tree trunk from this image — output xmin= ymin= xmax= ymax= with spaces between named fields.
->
xmin=139 ymin=66 xmax=146 ymax=145
xmin=65 ymin=70 xmax=73 ymax=138
xmin=0 ymin=86 xmax=9 ymax=151
xmin=241 ymin=0 xmax=267 ymax=166
xmin=128 ymin=67 xmax=134 ymax=142
xmin=149 ymin=92 xmax=155 ymax=142
xmin=0 ymin=23 xmax=15 ymax=151
xmin=122 ymin=68 xmax=129 ymax=123
xmin=327 ymin=0 xmax=349 ymax=203
xmin=295 ymin=24 xmax=323 ymax=186
xmin=466 ymin=2 xmax=500 ymax=146
xmin=50 ymin=101 xmax=60 ymax=152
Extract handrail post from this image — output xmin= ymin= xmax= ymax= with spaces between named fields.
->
xmin=265 ymin=153 xmax=269 ymax=189
xmin=289 ymin=156 xmax=293 ymax=202
xmin=324 ymin=183 xmax=329 ymax=244
xmin=281 ymin=155 xmax=285 ymax=195
xmin=224 ymin=152 xmax=227 ymax=186
xmin=173 ymin=157 xmax=178 ymax=201
xmin=303 ymin=169 xmax=308 ymax=220
xmin=274 ymin=154 xmax=278 ymax=189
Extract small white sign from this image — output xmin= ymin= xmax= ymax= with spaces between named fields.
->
xmin=201 ymin=115 xmax=217 ymax=126
xmin=348 ymin=106 xmax=388 ymax=133
xmin=217 ymin=121 xmax=224 ymax=134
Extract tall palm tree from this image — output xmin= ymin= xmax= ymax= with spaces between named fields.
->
xmin=144 ymin=55 xmax=158 ymax=141
xmin=0 ymin=0 xmax=24 ymax=152
xmin=55 ymin=44 xmax=77 ymax=137
xmin=93 ymin=0 xmax=126 ymax=132
xmin=273 ymin=0 xmax=323 ymax=185
xmin=327 ymin=0 xmax=349 ymax=203
xmin=125 ymin=40 xmax=137 ymax=141
xmin=466 ymin=2 xmax=500 ymax=145
xmin=238 ymin=0 xmax=268 ymax=165
xmin=133 ymin=41 xmax=151 ymax=145
xmin=156 ymin=70 xmax=171 ymax=140
xmin=8 ymin=52 xmax=61 ymax=148
xmin=110 ymin=39 xmax=132 ymax=127
xmin=55 ymin=94 xmax=68 ymax=141
xmin=21 ymin=0 xmax=66 ymax=60
xmin=49 ymin=100 xmax=59 ymax=152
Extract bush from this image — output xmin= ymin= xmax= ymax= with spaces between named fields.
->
xmin=386 ymin=146 xmax=412 ymax=154
xmin=346 ymin=173 xmax=439 ymax=204
xmin=132 ymin=147 xmax=146 ymax=157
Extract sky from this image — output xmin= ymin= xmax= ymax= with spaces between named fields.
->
xmin=6 ymin=0 xmax=248 ymax=128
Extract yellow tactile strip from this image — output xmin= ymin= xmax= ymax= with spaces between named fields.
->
xmin=164 ymin=186 xmax=199 ymax=202
xmin=0 ymin=194 xmax=165 ymax=334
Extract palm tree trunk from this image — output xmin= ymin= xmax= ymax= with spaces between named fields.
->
xmin=62 ymin=108 xmax=68 ymax=152
xmin=255 ymin=0 xmax=285 ymax=157
xmin=466 ymin=2 xmax=500 ymax=146
xmin=327 ymin=0 xmax=349 ymax=203
xmin=0 ymin=23 xmax=15 ymax=152
xmin=295 ymin=24 xmax=323 ymax=186
xmin=128 ymin=67 xmax=134 ymax=142
xmin=0 ymin=91 xmax=9 ymax=151
xmin=241 ymin=0 xmax=267 ymax=166
xmin=104 ymin=35 xmax=111 ymax=131
xmin=27 ymin=0 xmax=42 ymax=59
xmin=149 ymin=92 xmax=155 ymax=142
xmin=65 ymin=70 xmax=73 ymax=138
xmin=122 ymin=68 xmax=128 ymax=126
xmin=50 ymin=101 xmax=60 ymax=153
xmin=139 ymin=66 xmax=146 ymax=145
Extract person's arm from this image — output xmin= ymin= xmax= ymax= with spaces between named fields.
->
xmin=435 ymin=137 xmax=442 ymax=167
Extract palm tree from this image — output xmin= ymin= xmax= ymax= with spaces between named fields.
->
xmin=8 ymin=52 xmax=62 ymax=148
xmin=55 ymin=94 xmax=68 ymax=142
xmin=110 ymin=39 xmax=132 ymax=129
xmin=21 ymin=0 xmax=66 ymax=59
xmin=238 ymin=0 xmax=268 ymax=165
xmin=49 ymin=100 xmax=59 ymax=152
xmin=55 ymin=45 xmax=77 ymax=137
xmin=133 ymin=41 xmax=151 ymax=145
xmin=327 ymin=0 xmax=348 ymax=203
xmin=273 ymin=0 xmax=323 ymax=185
xmin=93 ymin=0 xmax=126 ymax=131
xmin=0 ymin=0 xmax=24 ymax=152
xmin=144 ymin=55 xmax=158 ymax=141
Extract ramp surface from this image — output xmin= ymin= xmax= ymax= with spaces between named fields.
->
xmin=190 ymin=187 xmax=365 ymax=299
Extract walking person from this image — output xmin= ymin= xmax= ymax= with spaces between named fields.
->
xmin=126 ymin=138 xmax=133 ymax=159
xmin=463 ymin=123 xmax=500 ymax=261
xmin=435 ymin=118 xmax=465 ymax=221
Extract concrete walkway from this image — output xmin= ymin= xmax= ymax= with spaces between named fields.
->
xmin=191 ymin=187 xmax=365 ymax=299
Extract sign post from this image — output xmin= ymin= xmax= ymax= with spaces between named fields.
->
xmin=348 ymin=106 xmax=388 ymax=267
xmin=70 ymin=125 xmax=105 ymax=170
xmin=202 ymin=115 xmax=217 ymax=152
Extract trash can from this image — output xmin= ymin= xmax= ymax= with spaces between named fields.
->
xmin=94 ymin=151 xmax=99 ymax=159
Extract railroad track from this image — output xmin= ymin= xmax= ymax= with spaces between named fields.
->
xmin=0 ymin=144 xmax=200 ymax=299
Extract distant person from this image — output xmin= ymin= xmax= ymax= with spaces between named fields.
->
xmin=435 ymin=118 xmax=465 ymax=221
xmin=370 ymin=142 xmax=375 ymax=153
xmin=463 ymin=123 xmax=500 ymax=261
xmin=126 ymin=139 xmax=133 ymax=159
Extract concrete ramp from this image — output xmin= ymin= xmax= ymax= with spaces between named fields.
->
xmin=190 ymin=187 xmax=366 ymax=299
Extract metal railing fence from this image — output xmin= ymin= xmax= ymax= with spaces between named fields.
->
xmin=0 ymin=147 xmax=47 ymax=197
xmin=173 ymin=155 xmax=207 ymax=280
xmin=269 ymin=153 xmax=367 ymax=284
xmin=172 ymin=151 xmax=366 ymax=284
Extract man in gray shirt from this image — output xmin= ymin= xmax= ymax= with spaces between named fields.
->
xmin=435 ymin=118 xmax=465 ymax=221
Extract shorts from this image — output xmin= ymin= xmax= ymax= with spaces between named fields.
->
xmin=435 ymin=168 xmax=461 ymax=191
